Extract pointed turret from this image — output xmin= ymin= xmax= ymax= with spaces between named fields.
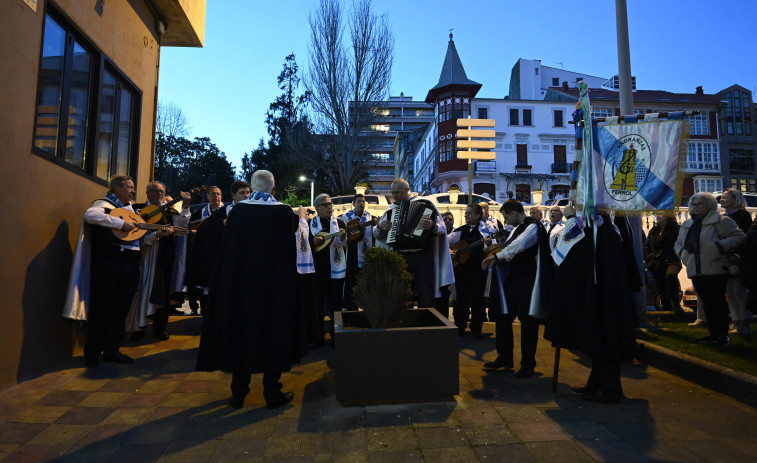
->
xmin=425 ymin=33 xmax=481 ymax=103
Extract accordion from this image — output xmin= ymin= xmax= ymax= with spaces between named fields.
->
xmin=386 ymin=199 xmax=437 ymax=250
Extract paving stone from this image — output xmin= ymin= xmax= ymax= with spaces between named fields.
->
xmin=58 ymin=378 xmax=108 ymax=392
xmin=213 ymin=436 xmax=268 ymax=460
xmin=317 ymin=429 xmax=367 ymax=455
xmin=2 ymin=443 xmax=72 ymax=462
xmin=98 ymin=379 xmax=145 ymax=393
xmin=75 ymin=423 xmax=137 ymax=446
xmin=9 ymin=405 xmax=70 ymax=424
xmin=78 ymin=391 xmax=132 ymax=407
xmin=366 ymin=448 xmax=424 ymax=463
xmin=508 ymin=422 xmax=571 ymax=442
xmin=474 ymin=442 xmax=538 ymax=462
xmin=55 ymin=442 xmax=121 ymax=462
xmin=173 ymin=380 xmax=216 ymax=393
xmin=462 ymin=423 xmax=520 ymax=445
xmin=55 ymin=406 xmax=115 ymax=425
xmin=627 ymin=439 xmax=706 ymax=463
xmin=559 ymin=421 xmax=619 ymax=441
xmin=0 ymin=388 xmax=49 ymax=405
xmin=421 ymin=446 xmax=479 ymax=463
xmin=0 ymin=423 xmax=50 ymax=444
xmin=265 ymin=434 xmax=319 ymax=457
xmin=454 ymin=406 xmax=503 ymax=426
xmin=120 ymin=392 xmax=169 ymax=407
xmin=576 ymin=439 xmax=649 ymax=463
xmin=108 ymin=442 xmax=170 ymax=463
xmin=159 ymin=439 xmax=222 ymax=462
xmin=145 ymin=406 xmax=192 ymax=422
xmin=525 ymin=441 xmax=597 ymax=463
xmin=135 ymin=379 xmax=181 ymax=393
xmin=125 ymin=421 xmax=182 ymax=444
xmin=102 ymin=407 xmax=156 ymax=425
xmin=35 ymin=389 xmax=88 ymax=407
xmin=366 ymin=427 xmax=418 ymax=452
xmin=161 ymin=392 xmax=209 ymax=407
xmin=496 ymin=405 xmax=551 ymax=423
xmin=26 ymin=424 xmax=92 ymax=446
xmin=414 ymin=426 xmax=468 ymax=449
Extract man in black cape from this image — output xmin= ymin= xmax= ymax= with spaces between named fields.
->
xmin=544 ymin=213 xmax=637 ymax=402
xmin=196 ymin=170 xmax=306 ymax=409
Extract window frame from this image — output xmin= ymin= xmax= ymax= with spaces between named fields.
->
xmin=31 ymin=5 xmax=142 ymax=185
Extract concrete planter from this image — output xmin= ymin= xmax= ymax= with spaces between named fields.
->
xmin=333 ymin=308 xmax=459 ymax=405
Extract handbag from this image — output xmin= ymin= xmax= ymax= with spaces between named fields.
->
xmin=727 ymin=252 xmax=743 ymax=277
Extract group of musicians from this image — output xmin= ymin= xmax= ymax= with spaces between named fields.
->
xmin=65 ymin=175 xmax=567 ymax=383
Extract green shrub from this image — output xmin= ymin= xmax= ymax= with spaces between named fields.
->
xmin=352 ymin=246 xmax=413 ymax=328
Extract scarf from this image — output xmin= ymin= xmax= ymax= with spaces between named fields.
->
xmin=310 ymin=215 xmax=347 ymax=278
xmin=684 ymin=215 xmax=703 ymax=254
xmin=105 ymin=192 xmax=126 ymax=208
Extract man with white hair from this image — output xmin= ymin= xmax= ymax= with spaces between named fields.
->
xmin=197 ymin=170 xmax=306 ymax=410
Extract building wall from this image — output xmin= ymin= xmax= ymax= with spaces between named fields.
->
xmin=0 ymin=0 xmax=169 ymax=388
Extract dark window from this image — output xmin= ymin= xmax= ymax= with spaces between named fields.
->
xmin=552 ymin=77 xmax=559 ymax=86
xmin=553 ymin=145 xmax=566 ymax=162
xmin=515 ymin=184 xmax=530 ymax=203
xmin=523 ymin=109 xmax=532 ymax=126
xmin=516 ymin=144 xmax=528 ymax=166
xmin=730 ymin=149 xmax=755 ymax=176
xmin=33 ymin=14 xmax=93 ymax=170
xmin=32 ymin=8 xmax=140 ymax=182
xmin=509 ymin=109 xmax=519 ymax=125
xmin=554 ymin=110 xmax=564 ymax=127
xmin=478 ymin=107 xmax=488 ymax=119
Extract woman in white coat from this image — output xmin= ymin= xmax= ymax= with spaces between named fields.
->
xmin=675 ymin=192 xmax=745 ymax=347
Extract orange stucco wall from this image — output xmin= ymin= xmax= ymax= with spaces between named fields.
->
xmin=0 ymin=0 xmax=162 ymax=388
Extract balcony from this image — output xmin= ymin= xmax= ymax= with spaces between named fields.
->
xmin=515 ymin=162 xmax=532 ymax=173
xmin=551 ymin=161 xmax=572 ymax=174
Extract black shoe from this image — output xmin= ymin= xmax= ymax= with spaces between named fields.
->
xmin=483 ymin=356 xmax=514 ymax=370
xmin=265 ymin=391 xmax=294 ymax=409
xmin=515 ymin=368 xmax=535 ymax=379
xmin=717 ymin=335 xmax=730 ymax=347
xmin=84 ymin=357 xmax=99 ymax=368
xmin=581 ymin=390 xmax=621 ymax=403
xmin=102 ymin=352 xmax=134 ymax=364
xmin=571 ymin=384 xmax=598 ymax=394
xmin=154 ymin=331 xmax=170 ymax=341
xmin=129 ymin=331 xmax=146 ymax=342
xmin=230 ymin=395 xmax=245 ymax=409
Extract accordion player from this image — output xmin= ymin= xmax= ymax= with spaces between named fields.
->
xmin=385 ymin=199 xmax=438 ymax=251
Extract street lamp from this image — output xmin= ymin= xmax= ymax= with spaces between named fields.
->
xmin=299 ymin=174 xmax=314 ymax=207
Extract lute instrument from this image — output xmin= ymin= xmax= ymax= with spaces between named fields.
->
xmin=139 ymin=185 xmax=212 ymax=224
xmin=450 ymin=228 xmax=506 ymax=266
xmin=314 ymin=218 xmax=377 ymax=252
xmin=110 ymin=208 xmax=188 ymax=242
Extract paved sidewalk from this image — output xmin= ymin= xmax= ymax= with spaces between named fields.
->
xmin=1 ymin=316 xmax=756 ymax=462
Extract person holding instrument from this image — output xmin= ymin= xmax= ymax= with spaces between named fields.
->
xmin=339 ymin=194 xmax=373 ymax=310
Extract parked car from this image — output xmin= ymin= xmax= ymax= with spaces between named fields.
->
xmin=682 ymin=286 xmax=698 ymax=309
xmin=544 ymin=198 xmax=570 ymax=207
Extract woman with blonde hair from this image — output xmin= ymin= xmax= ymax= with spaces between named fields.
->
xmin=720 ymin=188 xmax=754 ymax=334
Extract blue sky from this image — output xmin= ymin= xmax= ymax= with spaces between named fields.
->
xmin=158 ymin=0 xmax=757 ymax=173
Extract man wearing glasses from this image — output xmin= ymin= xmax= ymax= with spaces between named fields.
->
xmin=374 ymin=179 xmax=454 ymax=309
xmin=129 ymin=182 xmax=190 ymax=341
xmin=310 ymin=194 xmax=347 ymax=344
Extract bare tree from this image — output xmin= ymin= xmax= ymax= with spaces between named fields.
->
xmin=306 ymin=0 xmax=393 ymax=194
xmin=156 ymin=100 xmax=191 ymax=138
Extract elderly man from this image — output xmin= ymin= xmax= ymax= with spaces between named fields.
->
xmin=339 ymin=194 xmax=373 ymax=310
xmin=374 ymin=179 xmax=454 ymax=308
xmin=128 ymin=182 xmax=190 ymax=341
xmin=311 ymin=193 xmax=348 ymax=343
xmin=197 ymin=170 xmax=306 ymax=409
xmin=64 ymin=175 xmax=141 ymax=367
xmin=479 ymin=201 xmax=504 ymax=232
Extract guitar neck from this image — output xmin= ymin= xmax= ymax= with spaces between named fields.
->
xmin=137 ymin=223 xmax=171 ymax=232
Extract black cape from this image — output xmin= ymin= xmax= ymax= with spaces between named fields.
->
xmin=196 ymin=202 xmax=306 ymax=373
xmin=185 ymin=207 xmax=227 ymax=288
xmin=544 ymin=216 xmax=637 ymax=360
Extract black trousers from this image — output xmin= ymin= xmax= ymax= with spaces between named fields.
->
xmin=435 ymin=285 xmax=451 ymax=319
xmin=452 ymin=265 xmax=487 ymax=334
xmin=490 ymin=273 xmax=539 ymax=370
xmin=650 ymin=263 xmax=682 ymax=310
xmin=85 ymin=250 xmax=140 ymax=359
xmin=400 ymin=247 xmax=435 ymax=308
xmin=314 ymin=272 xmax=344 ymax=340
xmin=586 ymin=354 xmax=622 ymax=396
xmin=230 ymin=370 xmax=283 ymax=400
xmin=691 ymin=274 xmax=729 ymax=336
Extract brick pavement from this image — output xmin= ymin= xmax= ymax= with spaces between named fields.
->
xmin=1 ymin=315 xmax=756 ymax=462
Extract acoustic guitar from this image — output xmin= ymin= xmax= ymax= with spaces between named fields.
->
xmin=450 ymin=229 xmax=506 ymax=266
xmin=314 ymin=218 xmax=377 ymax=252
xmin=110 ymin=208 xmax=188 ymax=242
xmin=139 ymin=185 xmax=212 ymax=224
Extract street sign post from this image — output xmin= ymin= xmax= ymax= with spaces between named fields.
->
xmin=457 ymin=117 xmax=496 ymax=203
